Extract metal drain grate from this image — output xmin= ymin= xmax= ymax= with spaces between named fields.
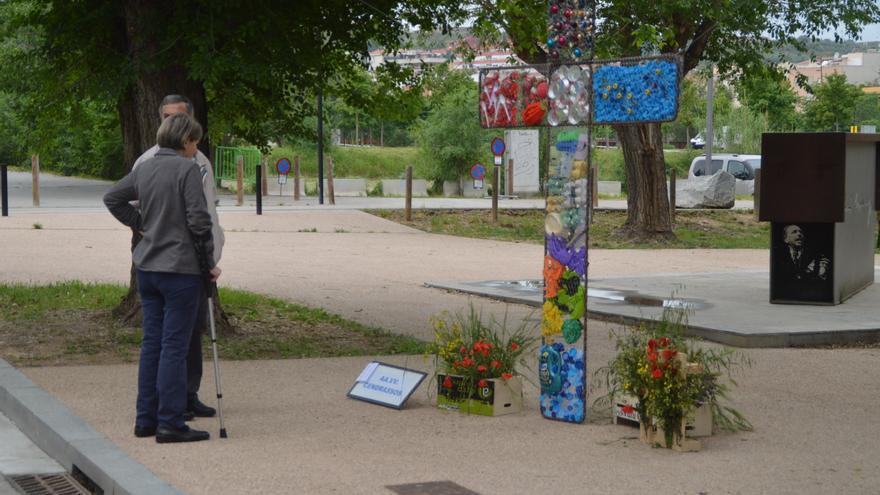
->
xmin=386 ymin=481 xmax=480 ymax=495
xmin=7 ymin=474 xmax=91 ymax=495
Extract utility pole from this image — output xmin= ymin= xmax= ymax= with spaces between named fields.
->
xmin=705 ymin=68 xmax=714 ymax=168
xmin=317 ymin=84 xmax=325 ymax=205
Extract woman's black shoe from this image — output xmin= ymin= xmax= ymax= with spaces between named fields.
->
xmin=155 ymin=425 xmax=210 ymax=443
xmin=134 ymin=426 xmax=156 ymax=438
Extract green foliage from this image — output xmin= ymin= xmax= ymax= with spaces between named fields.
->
xmin=736 ymin=69 xmax=801 ymax=132
xmin=0 ymin=281 xmax=126 ymax=320
xmin=414 ymin=70 xmax=487 ymax=182
xmin=0 ymin=0 xmax=469 ymax=171
xmin=803 ymin=73 xmax=864 ymax=131
xmin=853 ymin=93 xmax=880 ymax=127
xmin=427 ymin=304 xmax=538 ymax=389
xmin=594 ymin=306 xmax=753 ymax=442
xmin=268 ymin=143 xmax=419 ymax=179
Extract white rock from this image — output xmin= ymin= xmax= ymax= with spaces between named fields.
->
xmin=677 ymin=171 xmax=736 ymax=209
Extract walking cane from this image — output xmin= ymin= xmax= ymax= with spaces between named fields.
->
xmin=205 ymin=282 xmax=228 ymax=438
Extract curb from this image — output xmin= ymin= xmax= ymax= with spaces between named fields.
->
xmin=0 ymin=359 xmax=182 ymax=495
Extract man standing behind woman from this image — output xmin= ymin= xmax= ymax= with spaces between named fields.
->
xmin=134 ymin=95 xmax=224 ymax=420
xmin=104 ymin=113 xmax=220 ymax=443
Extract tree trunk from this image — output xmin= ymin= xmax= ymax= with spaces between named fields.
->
xmin=113 ymin=0 xmax=233 ymax=335
xmin=613 ymin=122 xmax=675 ymax=241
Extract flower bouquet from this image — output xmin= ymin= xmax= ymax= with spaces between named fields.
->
xmin=595 ymin=306 xmax=752 ymax=450
xmin=427 ymin=305 xmax=537 ymax=416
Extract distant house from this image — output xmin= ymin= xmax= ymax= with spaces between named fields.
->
xmin=787 ymin=51 xmax=880 ymax=96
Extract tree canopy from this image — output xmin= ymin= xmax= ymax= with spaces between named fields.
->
xmin=0 ymin=0 xmax=468 ymax=175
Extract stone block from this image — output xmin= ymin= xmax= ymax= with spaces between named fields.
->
xmin=380 ymin=179 xmax=428 ymax=197
xmin=677 ymin=171 xmax=735 ymax=209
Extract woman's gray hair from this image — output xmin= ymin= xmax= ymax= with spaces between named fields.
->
xmin=156 ymin=113 xmax=203 ymax=150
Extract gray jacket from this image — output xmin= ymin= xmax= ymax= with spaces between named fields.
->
xmin=134 ymin=144 xmax=224 ymax=262
xmin=104 ymin=148 xmax=215 ymax=275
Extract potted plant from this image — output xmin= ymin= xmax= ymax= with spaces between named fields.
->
xmin=427 ymin=305 xmax=537 ymax=416
xmin=596 ymin=306 xmax=752 ymax=450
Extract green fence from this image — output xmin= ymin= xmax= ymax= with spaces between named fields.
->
xmin=215 ymin=146 xmax=262 ymax=185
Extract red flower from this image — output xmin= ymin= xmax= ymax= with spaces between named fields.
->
xmin=501 ymin=372 xmax=513 ymax=380
xmin=621 ymin=405 xmax=635 ymax=414
xmin=647 ymin=339 xmax=657 ymax=350
xmin=651 ymin=368 xmax=663 ymax=379
xmin=647 ymin=351 xmax=658 ymax=362
xmin=477 ymin=379 xmax=488 ymax=388
xmin=491 ymin=360 xmax=502 ymax=369
xmin=461 ymin=358 xmax=474 ymax=367
xmin=459 ymin=346 xmax=467 ymax=355
xmin=442 ymin=376 xmax=453 ymax=388
xmin=453 ymin=360 xmax=461 ymax=368
xmin=658 ymin=337 xmax=670 ymax=348
xmin=662 ymin=349 xmax=676 ymax=360
xmin=509 ymin=342 xmax=519 ymax=351
xmin=477 ymin=365 xmax=487 ymax=373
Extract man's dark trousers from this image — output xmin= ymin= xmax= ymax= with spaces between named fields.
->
xmin=187 ymin=292 xmax=207 ymax=405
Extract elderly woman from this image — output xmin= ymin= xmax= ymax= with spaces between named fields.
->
xmin=104 ymin=113 xmax=220 ymax=443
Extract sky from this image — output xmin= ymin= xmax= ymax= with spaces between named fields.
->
xmin=859 ymin=23 xmax=880 ymax=41
xmin=822 ymin=23 xmax=880 ymax=42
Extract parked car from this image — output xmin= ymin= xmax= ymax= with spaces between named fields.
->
xmin=687 ymin=153 xmax=761 ymax=195
xmin=689 ymin=133 xmax=705 ymax=149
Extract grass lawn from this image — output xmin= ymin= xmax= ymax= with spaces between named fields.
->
xmin=267 ymin=144 xmax=419 ymax=179
xmin=369 ymin=209 xmax=771 ymax=249
xmin=0 ymin=282 xmax=426 ymax=367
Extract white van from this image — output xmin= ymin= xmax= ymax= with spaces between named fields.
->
xmin=687 ymin=153 xmax=761 ymax=195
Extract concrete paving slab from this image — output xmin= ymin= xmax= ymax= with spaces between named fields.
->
xmin=20 ymin=344 xmax=880 ymax=495
xmin=427 ymin=269 xmax=880 ymax=347
xmin=0 ymin=479 xmax=15 ymax=495
xmin=0 ymin=411 xmax=63 ymax=476
xmin=0 ymin=360 xmax=182 ymax=495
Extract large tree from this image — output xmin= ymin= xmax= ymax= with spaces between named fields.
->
xmin=803 ymin=73 xmax=863 ymax=131
xmin=469 ymin=0 xmax=879 ymax=239
xmin=2 ymin=0 xmax=465 ymax=325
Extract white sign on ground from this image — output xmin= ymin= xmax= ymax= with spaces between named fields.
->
xmin=504 ymin=129 xmax=540 ymax=194
xmin=347 ymin=362 xmax=427 ymax=410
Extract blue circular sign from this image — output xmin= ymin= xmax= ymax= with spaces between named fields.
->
xmin=276 ymin=157 xmax=292 ymax=175
xmin=471 ymin=163 xmax=486 ymax=180
xmin=490 ymin=137 xmax=506 ymax=157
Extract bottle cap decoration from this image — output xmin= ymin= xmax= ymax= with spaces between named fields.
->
xmin=547 ymin=0 xmax=594 ymax=62
xmin=477 ymin=55 xmax=681 ymax=129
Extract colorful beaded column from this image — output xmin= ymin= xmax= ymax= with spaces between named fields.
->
xmin=539 ymin=0 xmax=595 ymax=424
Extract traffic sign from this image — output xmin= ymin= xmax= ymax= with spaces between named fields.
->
xmin=471 ymin=163 xmax=487 ymax=180
xmin=491 ymin=137 xmax=506 ymax=157
xmin=276 ymin=157 xmax=292 ymax=175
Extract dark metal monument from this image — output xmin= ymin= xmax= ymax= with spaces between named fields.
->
xmin=760 ymin=133 xmax=880 ymax=305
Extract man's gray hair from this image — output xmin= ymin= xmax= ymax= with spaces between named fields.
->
xmin=158 ymin=94 xmax=194 ymax=118
xmin=156 ymin=113 xmax=203 ymax=150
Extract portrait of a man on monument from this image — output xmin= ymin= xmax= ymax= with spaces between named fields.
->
xmin=770 ymin=223 xmax=834 ymax=303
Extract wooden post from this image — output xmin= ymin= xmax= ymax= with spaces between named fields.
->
xmin=235 ymin=155 xmax=244 ymax=206
xmin=669 ymin=169 xmax=677 ymax=223
xmin=591 ymin=164 xmax=598 ymax=208
xmin=753 ymin=169 xmax=761 ymax=221
xmin=293 ymin=156 xmax=301 ymax=200
xmin=492 ymin=167 xmax=499 ymax=223
xmin=261 ymin=156 xmax=268 ymax=197
xmin=587 ymin=166 xmax=594 ymax=224
xmin=31 ymin=154 xmax=39 ymax=207
xmin=405 ymin=165 xmax=413 ymax=221
xmin=327 ymin=156 xmax=336 ymax=205
xmin=507 ymin=158 xmax=514 ymax=196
